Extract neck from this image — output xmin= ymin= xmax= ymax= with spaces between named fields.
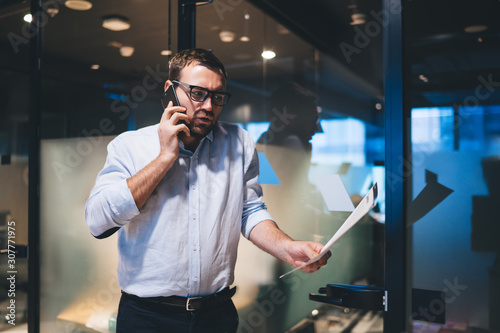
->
xmin=180 ymin=133 xmax=201 ymax=153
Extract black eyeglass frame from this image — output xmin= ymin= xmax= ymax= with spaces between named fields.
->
xmin=172 ymin=80 xmax=231 ymax=106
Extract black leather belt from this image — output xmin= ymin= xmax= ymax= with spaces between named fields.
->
xmin=121 ymin=286 xmax=236 ymax=312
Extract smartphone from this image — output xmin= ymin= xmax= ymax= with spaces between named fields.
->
xmin=161 ymin=84 xmax=180 ymax=109
xmin=161 ymin=85 xmax=186 ymax=125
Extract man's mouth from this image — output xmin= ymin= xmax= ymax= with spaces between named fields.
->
xmin=193 ymin=111 xmax=213 ymax=124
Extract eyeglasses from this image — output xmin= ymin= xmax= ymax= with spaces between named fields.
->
xmin=173 ymin=80 xmax=231 ymax=106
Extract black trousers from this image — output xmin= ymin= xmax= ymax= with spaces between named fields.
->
xmin=116 ymin=293 xmax=239 ymax=333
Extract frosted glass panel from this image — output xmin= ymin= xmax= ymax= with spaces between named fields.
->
xmin=40 ymin=137 xmax=120 ymax=332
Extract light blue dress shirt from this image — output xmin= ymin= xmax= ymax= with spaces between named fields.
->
xmin=85 ymin=122 xmax=274 ymax=297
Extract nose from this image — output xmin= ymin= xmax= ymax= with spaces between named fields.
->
xmin=200 ymin=94 xmax=213 ymax=111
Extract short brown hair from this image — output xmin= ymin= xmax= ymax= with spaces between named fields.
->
xmin=168 ymin=48 xmax=227 ymax=83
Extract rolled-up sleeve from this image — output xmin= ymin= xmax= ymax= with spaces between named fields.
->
xmin=241 ymin=138 xmax=274 ymax=238
xmin=85 ymin=137 xmax=140 ymax=237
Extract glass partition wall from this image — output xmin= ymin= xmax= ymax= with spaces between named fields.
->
xmin=0 ymin=1 xmax=31 ymax=331
xmin=38 ymin=0 xmax=178 ymax=331
xmin=197 ymin=1 xmax=385 ymax=332
xmin=2 ymin=0 xmax=385 ymax=332
xmin=405 ymin=0 xmax=500 ymax=332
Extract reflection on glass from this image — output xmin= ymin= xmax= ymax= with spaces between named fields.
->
xmin=410 ymin=107 xmax=500 ymax=331
xmin=412 ymin=107 xmax=454 ymax=153
xmin=197 ymin=0 xmax=385 ymax=326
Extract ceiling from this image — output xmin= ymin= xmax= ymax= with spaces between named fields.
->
xmin=405 ymin=0 xmax=500 ymax=107
xmin=1 ymin=0 xmax=499 ymax=129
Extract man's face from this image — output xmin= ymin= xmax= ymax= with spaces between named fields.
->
xmin=172 ymin=63 xmax=225 ymax=138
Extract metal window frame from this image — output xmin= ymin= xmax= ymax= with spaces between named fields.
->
xmin=28 ymin=0 xmax=42 ymax=332
xmin=384 ymin=0 xmax=411 ymax=331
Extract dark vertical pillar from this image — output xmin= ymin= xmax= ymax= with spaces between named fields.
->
xmin=177 ymin=0 xmax=197 ymax=51
xmin=28 ymin=0 xmax=42 ymax=332
xmin=384 ymin=0 xmax=410 ymax=331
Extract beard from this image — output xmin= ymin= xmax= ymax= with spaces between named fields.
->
xmin=189 ymin=124 xmax=214 ymax=138
xmin=188 ymin=117 xmax=217 ymax=138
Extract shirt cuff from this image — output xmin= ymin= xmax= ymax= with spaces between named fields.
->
xmin=104 ymin=178 xmax=140 ymax=225
xmin=242 ymin=209 xmax=274 ymax=239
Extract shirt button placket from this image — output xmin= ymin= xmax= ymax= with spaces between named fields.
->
xmin=188 ymin=153 xmax=201 ymax=295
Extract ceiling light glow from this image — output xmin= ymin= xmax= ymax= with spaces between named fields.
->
xmin=261 ymin=50 xmax=276 ymax=59
xmin=119 ymin=46 xmax=134 ymax=57
xmin=350 ymin=13 xmax=367 ymax=25
xmin=65 ymin=0 xmax=93 ymax=11
xmin=239 ymin=36 xmax=250 ymax=42
xmin=91 ymin=64 xmax=100 ymax=70
xmin=161 ymin=50 xmax=173 ymax=56
xmin=464 ymin=25 xmax=488 ymax=33
xmin=46 ymin=7 xmax=59 ymax=17
xmin=219 ymin=31 xmax=236 ymax=42
xmin=23 ymin=14 xmax=32 ymax=23
xmin=419 ymin=74 xmax=429 ymax=83
xmin=102 ymin=16 xmax=131 ymax=31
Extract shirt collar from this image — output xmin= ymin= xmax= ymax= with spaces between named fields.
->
xmin=177 ymin=122 xmax=223 ymax=151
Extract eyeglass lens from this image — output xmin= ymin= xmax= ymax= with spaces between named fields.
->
xmin=190 ymin=86 xmax=229 ymax=106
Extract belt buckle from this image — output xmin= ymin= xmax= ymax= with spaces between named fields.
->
xmin=186 ymin=297 xmax=202 ymax=311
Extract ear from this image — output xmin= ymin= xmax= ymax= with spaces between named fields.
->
xmin=164 ymin=80 xmax=173 ymax=92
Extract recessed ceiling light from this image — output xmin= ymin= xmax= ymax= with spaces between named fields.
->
xmin=419 ymin=74 xmax=429 ymax=83
xmin=194 ymin=0 xmax=212 ymax=5
xmin=350 ymin=13 xmax=367 ymax=25
xmin=464 ymin=25 xmax=488 ymax=33
xmin=23 ymin=13 xmax=32 ymax=23
xmin=261 ymin=50 xmax=276 ymax=59
xmin=119 ymin=46 xmax=134 ymax=57
xmin=65 ymin=0 xmax=93 ymax=11
xmin=46 ymin=7 xmax=59 ymax=17
xmin=91 ymin=64 xmax=100 ymax=70
xmin=161 ymin=50 xmax=172 ymax=56
xmin=239 ymin=36 xmax=250 ymax=42
xmin=219 ymin=31 xmax=236 ymax=42
xmin=102 ymin=16 xmax=131 ymax=31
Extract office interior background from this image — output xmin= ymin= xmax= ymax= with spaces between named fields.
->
xmin=0 ymin=0 xmax=499 ymax=332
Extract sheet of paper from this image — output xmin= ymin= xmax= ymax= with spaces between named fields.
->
xmin=279 ymin=183 xmax=378 ymax=279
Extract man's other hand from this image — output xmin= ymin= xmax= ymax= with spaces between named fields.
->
xmin=285 ymin=241 xmax=331 ymax=273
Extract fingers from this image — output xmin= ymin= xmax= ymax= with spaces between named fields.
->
xmin=159 ymin=101 xmax=189 ymax=137
xmin=295 ymin=242 xmax=331 ymax=273
xmin=317 ymin=250 xmax=332 ymax=266
xmin=161 ymin=101 xmax=187 ymax=125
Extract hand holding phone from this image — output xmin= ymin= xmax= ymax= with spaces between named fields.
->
xmin=161 ymin=85 xmax=187 ymax=126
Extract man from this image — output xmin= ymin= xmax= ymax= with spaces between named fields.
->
xmin=85 ymin=48 xmax=330 ymax=333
